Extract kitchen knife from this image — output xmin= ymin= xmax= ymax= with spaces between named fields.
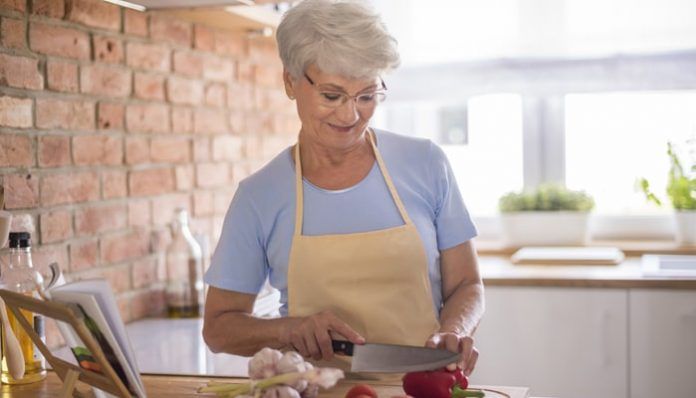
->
xmin=332 ymin=340 xmax=460 ymax=373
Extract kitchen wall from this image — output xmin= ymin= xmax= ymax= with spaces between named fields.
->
xmin=0 ymin=0 xmax=298 ymax=344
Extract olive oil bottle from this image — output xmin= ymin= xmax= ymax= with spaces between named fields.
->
xmin=0 ymin=232 xmax=46 ymax=384
xmin=165 ymin=209 xmax=204 ymax=318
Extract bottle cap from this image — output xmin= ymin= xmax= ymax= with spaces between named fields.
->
xmin=8 ymin=231 xmax=31 ymax=248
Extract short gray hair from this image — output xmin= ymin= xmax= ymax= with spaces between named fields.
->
xmin=276 ymin=0 xmax=400 ymax=80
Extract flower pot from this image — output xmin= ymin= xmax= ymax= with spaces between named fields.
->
xmin=500 ymin=211 xmax=591 ymax=247
xmin=674 ymin=210 xmax=696 ymax=246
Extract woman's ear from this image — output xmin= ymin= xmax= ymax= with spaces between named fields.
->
xmin=283 ymin=69 xmax=295 ymax=100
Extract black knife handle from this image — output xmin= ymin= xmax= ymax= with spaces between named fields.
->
xmin=331 ymin=340 xmax=354 ymax=356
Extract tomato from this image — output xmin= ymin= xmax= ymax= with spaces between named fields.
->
xmin=345 ymin=384 xmax=379 ymax=398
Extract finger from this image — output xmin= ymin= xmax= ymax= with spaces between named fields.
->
xmin=444 ymin=334 xmax=460 ymax=353
xmin=303 ymin=333 xmax=322 ymax=361
xmin=425 ymin=334 xmax=440 ymax=349
xmin=316 ymin=329 xmax=334 ymax=361
xmin=328 ymin=316 xmax=365 ymax=344
xmin=464 ymin=347 xmax=479 ymax=376
xmin=292 ymin=335 xmax=309 ymax=358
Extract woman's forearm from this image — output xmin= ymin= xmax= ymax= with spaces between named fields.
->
xmin=203 ymin=311 xmax=300 ymax=356
xmin=438 ymin=280 xmax=485 ymax=337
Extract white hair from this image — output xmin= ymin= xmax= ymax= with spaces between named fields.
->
xmin=276 ymin=0 xmax=400 ymax=80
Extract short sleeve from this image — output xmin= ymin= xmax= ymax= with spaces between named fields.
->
xmin=429 ymin=142 xmax=478 ymax=250
xmin=204 ymin=182 xmax=268 ymax=295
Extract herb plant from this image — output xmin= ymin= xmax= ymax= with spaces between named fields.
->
xmin=499 ymin=184 xmax=595 ymax=212
xmin=639 ymin=142 xmax=696 ymax=210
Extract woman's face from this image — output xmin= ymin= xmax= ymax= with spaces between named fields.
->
xmin=285 ymin=64 xmax=382 ymax=152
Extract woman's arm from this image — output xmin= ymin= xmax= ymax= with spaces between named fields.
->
xmin=426 ymin=239 xmax=485 ymax=375
xmin=202 ymin=286 xmax=364 ymax=359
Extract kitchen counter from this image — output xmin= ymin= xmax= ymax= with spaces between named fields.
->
xmin=480 ymin=255 xmax=696 ymax=289
xmin=1 ymin=371 xmax=531 ymax=397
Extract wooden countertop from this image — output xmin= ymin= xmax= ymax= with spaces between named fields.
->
xmin=2 ymin=371 xmax=531 ymax=398
xmin=480 ymin=256 xmax=696 ymax=289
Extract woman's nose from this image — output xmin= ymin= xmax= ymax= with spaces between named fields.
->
xmin=334 ymin=98 xmax=360 ymax=124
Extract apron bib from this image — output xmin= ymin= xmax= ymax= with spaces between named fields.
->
xmin=287 ymin=130 xmax=440 ymax=349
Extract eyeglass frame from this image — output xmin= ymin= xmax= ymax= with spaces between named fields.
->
xmin=303 ymin=72 xmax=387 ymax=109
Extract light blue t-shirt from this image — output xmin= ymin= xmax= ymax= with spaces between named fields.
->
xmin=205 ymin=129 xmax=477 ymax=316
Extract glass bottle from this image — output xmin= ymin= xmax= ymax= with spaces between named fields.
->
xmin=165 ymin=209 xmax=204 ymax=318
xmin=0 ymin=232 xmax=47 ymax=384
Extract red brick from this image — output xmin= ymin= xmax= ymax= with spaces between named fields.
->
xmin=214 ymin=190 xmax=234 ymax=214
xmin=73 ymin=134 xmax=122 ymax=165
xmin=31 ymin=0 xmax=65 ymax=18
xmin=69 ymin=239 xmax=98 ymax=271
xmin=227 ymin=83 xmax=255 ymax=110
xmin=36 ymin=98 xmax=94 ymax=131
xmin=46 ymin=60 xmax=78 ymax=93
xmin=192 ymin=137 xmax=210 ymax=162
xmin=248 ymin=41 xmax=279 ymax=65
xmin=80 ymin=64 xmax=132 ymax=98
xmin=150 ymin=15 xmax=191 ymax=47
xmin=134 ymin=72 xmax=165 ymax=100
xmin=1 ymin=18 xmax=25 ymax=49
xmin=245 ymin=113 xmax=273 ymax=135
xmin=101 ymin=170 xmax=126 ymax=199
xmin=117 ymin=296 xmax=131 ymax=323
xmin=150 ymin=137 xmax=190 ymax=163
xmin=214 ymin=30 xmax=247 ymax=58
xmin=40 ymin=209 xmax=72 ymax=244
xmin=65 ymin=0 xmax=120 ymax=31
xmin=175 ymin=165 xmax=194 ymax=191
xmin=193 ymin=190 xmax=214 ymax=216
xmin=205 ymin=83 xmax=226 ymax=107
xmin=125 ymin=137 xmax=149 ymax=165
xmin=29 ymin=22 xmax=90 ymax=60
xmin=98 ymin=265 xmax=132 ymax=292
xmin=166 ymin=76 xmax=203 ymax=105
xmin=128 ymin=199 xmax=150 ymax=227
xmin=41 ymin=171 xmax=99 ymax=206
xmin=236 ymin=61 xmax=254 ymax=83
xmin=149 ymin=226 xmax=171 ymax=252
xmin=254 ymin=64 xmax=281 ymax=88
xmin=196 ymin=163 xmax=228 ymax=188
xmin=0 ymin=134 xmax=32 ymax=167
xmin=93 ymin=35 xmax=124 ymax=64
xmin=129 ymin=168 xmax=175 ymax=196
xmin=75 ymin=203 xmax=127 ymax=236
xmin=45 ymin=318 xmax=65 ymax=349
xmin=126 ymin=103 xmax=170 ymax=133
xmin=212 ymin=135 xmax=243 ymax=161
xmin=194 ymin=108 xmax=227 ymax=135
xmin=0 ymin=54 xmax=42 ymax=90
xmin=193 ymin=24 xmax=214 ymax=51
xmin=101 ymin=230 xmax=149 ymax=264
xmin=173 ymin=50 xmax=203 ymax=78
xmin=0 ymin=96 xmax=32 ymax=129
xmin=126 ymin=42 xmax=170 ymax=72
xmin=38 ymin=135 xmax=70 ymax=167
xmin=4 ymin=173 xmax=38 ymax=209
xmin=229 ymin=111 xmax=246 ymax=134
xmin=124 ymin=8 xmax=147 ymax=36
xmin=171 ymin=107 xmax=192 ymax=134
xmin=150 ymin=194 xmax=189 ymax=227
xmin=33 ymin=244 xmax=69 ymax=275
xmin=132 ymin=257 xmax=158 ymax=288
xmin=130 ymin=289 xmax=165 ymax=320
xmin=98 ymin=102 xmax=124 ymax=130
xmin=203 ymin=55 xmax=234 ymax=82
xmin=0 ymin=0 xmax=25 ymax=11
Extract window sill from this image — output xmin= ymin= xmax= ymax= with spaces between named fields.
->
xmin=474 ymin=238 xmax=696 ymax=257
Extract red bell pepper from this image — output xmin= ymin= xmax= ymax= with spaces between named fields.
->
xmin=402 ymin=368 xmax=478 ymax=398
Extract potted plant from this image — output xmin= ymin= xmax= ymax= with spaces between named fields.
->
xmin=639 ymin=142 xmax=696 ymax=245
xmin=498 ymin=184 xmax=595 ymax=247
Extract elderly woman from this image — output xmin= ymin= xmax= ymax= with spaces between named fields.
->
xmin=203 ymin=0 xmax=484 ymax=375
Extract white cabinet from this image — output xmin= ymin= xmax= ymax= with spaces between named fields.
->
xmin=629 ymin=289 xmax=696 ymax=398
xmin=473 ymin=286 xmax=628 ymax=398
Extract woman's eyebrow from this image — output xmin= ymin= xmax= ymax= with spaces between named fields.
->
xmin=317 ymin=82 xmax=380 ymax=93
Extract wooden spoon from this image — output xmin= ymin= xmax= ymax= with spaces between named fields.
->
xmin=0 ymin=296 xmax=25 ymax=380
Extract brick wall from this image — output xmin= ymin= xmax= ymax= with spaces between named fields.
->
xmin=0 ymin=0 xmax=298 ymax=341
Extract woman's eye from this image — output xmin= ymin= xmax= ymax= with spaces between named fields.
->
xmin=321 ymin=93 xmax=343 ymax=102
xmin=357 ymin=94 xmax=376 ymax=102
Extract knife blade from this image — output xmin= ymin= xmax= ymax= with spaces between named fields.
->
xmin=332 ymin=340 xmax=460 ymax=373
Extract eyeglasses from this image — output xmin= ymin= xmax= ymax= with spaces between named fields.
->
xmin=304 ymin=73 xmax=387 ymax=110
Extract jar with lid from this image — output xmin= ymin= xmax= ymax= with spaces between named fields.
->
xmin=0 ymin=232 xmax=47 ymax=384
xmin=165 ymin=209 xmax=204 ymax=318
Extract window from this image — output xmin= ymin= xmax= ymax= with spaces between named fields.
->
xmin=565 ymin=91 xmax=696 ymax=215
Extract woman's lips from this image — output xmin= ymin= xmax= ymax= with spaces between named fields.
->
xmin=328 ymin=123 xmax=356 ymax=133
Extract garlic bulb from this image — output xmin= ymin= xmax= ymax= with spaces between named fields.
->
xmin=262 ymin=386 xmax=302 ymax=398
xmin=248 ymin=347 xmax=283 ymax=379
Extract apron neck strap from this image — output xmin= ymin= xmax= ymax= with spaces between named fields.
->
xmin=293 ymin=129 xmax=413 ymax=237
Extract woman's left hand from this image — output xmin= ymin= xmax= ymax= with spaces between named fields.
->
xmin=425 ymin=332 xmax=479 ymax=376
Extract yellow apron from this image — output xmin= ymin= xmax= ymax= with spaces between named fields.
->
xmin=287 ymin=130 xmax=440 ymax=348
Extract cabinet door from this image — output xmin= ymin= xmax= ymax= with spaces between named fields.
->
xmin=630 ymin=289 xmax=696 ymax=398
xmin=473 ymin=286 xmax=628 ymax=398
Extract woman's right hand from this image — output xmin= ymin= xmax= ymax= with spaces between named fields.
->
xmin=280 ymin=310 xmax=364 ymax=361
